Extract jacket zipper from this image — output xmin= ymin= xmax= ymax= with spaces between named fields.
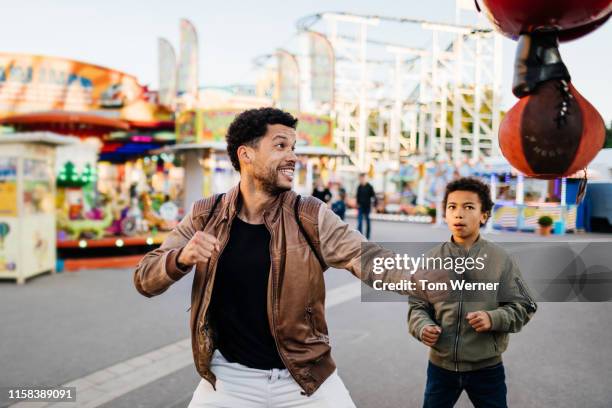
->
xmin=262 ymin=212 xmax=296 ymax=390
xmin=453 ymin=274 xmax=464 ymax=372
xmin=195 ymin=216 xmax=234 ymax=358
xmin=515 ymin=277 xmax=537 ymax=313
xmin=453 ymin=246 xmax=471 ymax=372
xmin=306 ymin=306 xmax=315 ymax=332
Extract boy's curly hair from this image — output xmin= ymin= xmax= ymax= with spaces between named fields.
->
xmin=226 ymin=107 xmax=298 ymax=171
xmin=443 ymin=177 xmax=494 ymax=225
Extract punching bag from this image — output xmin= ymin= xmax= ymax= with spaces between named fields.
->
xmin=499 ymin=30 xmax=606 ymax=178
xmin=477 ymin=0 xmax=611 ymax=181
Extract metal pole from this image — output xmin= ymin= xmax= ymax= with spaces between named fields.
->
xmin=472 ymin=35 xmax=482 ymax=160
xmin=485 ymin=173 xmax=497 ymax=233
xmin=491 ymin=33 xmax=503 ymax=157
xmin=358 ymin=22 xmax=369 ymax=172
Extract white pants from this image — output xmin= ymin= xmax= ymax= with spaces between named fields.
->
xmin=188 ymin=350 xmax=356 ymax=408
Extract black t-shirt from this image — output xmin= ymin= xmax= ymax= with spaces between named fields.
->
xmin=356 ymin=183 xmax=376 ymax=209
xmin=208 ymin=217 xmax=284 ymax=370
xmin=312 ymin=187 xmax=332 ymax=203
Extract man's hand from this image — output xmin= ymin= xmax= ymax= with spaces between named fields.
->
xmin=421 ymin=325 xmax=442 ymax=347
xmin=466 ymin=311 xmax=492 ymax=332
xmin=410 ymin=268 xmax=451 ymax=304
xmin=178 ymin=232 xmax=220 ymax=267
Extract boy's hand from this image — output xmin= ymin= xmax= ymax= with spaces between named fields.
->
xmin=178 ymin=232 xmax=220 ymax=267
xmin=421 ymin=325 xmax=442 ymax=347
xmin=466 ymin=311 xmax=492 ymax=332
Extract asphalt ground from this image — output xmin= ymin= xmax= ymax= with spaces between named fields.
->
xmin=1 ymin=220 xmax=611 ymax=407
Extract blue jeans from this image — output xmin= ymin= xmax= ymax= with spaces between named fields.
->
xmin=423 ymin=362 xmax=507 ymax=408
xmin=357 ymin=207 xmax=371 ymax=239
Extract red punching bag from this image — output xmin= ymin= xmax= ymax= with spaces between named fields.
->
xmin=499 ymin=79 xmax=605 ymax=179
xmin=476 ymin=0 xmax=611 ymax=183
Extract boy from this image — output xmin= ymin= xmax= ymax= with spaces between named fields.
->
xmin=408 ymin=177 xmax=537 ymax=408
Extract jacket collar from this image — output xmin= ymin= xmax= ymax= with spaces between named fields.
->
xmin=223 ymin=183 xmax=293 ymax=224
xmin=449 ymin=234 xmax=484 ymax=254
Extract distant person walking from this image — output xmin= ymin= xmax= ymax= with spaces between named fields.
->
xmin=312 ymin=178 xmax=332 ymax=203
xmin=356 ymin=173 xmax=377 ymax=239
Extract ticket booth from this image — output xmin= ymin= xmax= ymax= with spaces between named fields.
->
xmin=0 ymin=132 xmax=77 ymax=284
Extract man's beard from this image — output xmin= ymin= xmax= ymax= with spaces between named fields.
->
xmin=253 ymin=166 xmax=290 ymax=196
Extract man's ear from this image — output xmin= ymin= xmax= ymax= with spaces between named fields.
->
xmin=237 ymin=145 xmax=252 ymax=166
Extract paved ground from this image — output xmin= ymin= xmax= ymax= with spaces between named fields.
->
xmin=1 ymin=220 xmax=611 ymax=407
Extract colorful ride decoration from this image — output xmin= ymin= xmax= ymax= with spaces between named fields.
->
xmin=57 ymin=162 xmax=96 ymax=188
xmin=478 ymin=0 xmax=611 ymax=181
xmin=0 ymin=53 xmax=147 ymax=121
xmin=0 ymin=222 xmax=9 ymax=250
xmin=139 ymin=191 xmax=178 ymax=232
xmin=56 ymin=161 xmax=99 ymax=233
xmin=56 ymin=205 xmax=114 ymax=239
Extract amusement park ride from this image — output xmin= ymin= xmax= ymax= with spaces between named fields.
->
xmin=259 ymin=8 xmax=505 ymax=173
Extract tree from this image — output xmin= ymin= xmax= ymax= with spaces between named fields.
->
xmin=57 ymin=161 xmax=91 ymax=188
xmin=605 ymin=120 xmax=612 ymax=148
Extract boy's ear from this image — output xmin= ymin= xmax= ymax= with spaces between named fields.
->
xmin=480 ymin=211 xmax=490 ymax=226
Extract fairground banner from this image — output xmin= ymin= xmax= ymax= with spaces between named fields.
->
xmin=276 ymin=49 xmax=300 ymax=112
xmin=177 ymin=19 xmax=199 ymax=99
xmin=0 ymin=53 xmax=147 ymax=119
xmin=309 ymin=32 xmax=334 ymax=109
xmin=158 ymin=38 xmax=177 ymax=108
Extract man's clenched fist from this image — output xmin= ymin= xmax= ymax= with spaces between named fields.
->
xmin=177 ymin=232 xmax=220 ymax=267
xmin=421 ymin=325 xmax=442 ymax=347
xmin=466 ymin=311 xmax=492 ymax=332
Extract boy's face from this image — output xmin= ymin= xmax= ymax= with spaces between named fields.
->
xmin=445 ymin=190 xmax=488 ymax=240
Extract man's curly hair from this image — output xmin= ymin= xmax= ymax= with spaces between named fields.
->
xmin=226 ymin=107 xmax=298 ymax=171
xmin=443 ymin=177 xmax=494 ymax=225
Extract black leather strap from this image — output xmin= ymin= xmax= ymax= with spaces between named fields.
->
xmin=512 ymin=30 xmax=571 ymax=98
xmin=203 ymin=193 xmax=224 ymax=230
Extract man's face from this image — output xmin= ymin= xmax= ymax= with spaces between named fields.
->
xmin=445 ymin=190 xmax=488 ymax=240
xmin=242 ymin=124 xmax=297 ymax=195
xmin=359 ymin=175 xmax=366 ymax=185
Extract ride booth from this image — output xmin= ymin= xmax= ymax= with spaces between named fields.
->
xmin=479 ymin=161 xmax=579 ymax=234
xmin=0 ymin=132 xmax=77 ymax=284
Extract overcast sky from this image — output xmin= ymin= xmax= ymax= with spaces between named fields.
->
xmin=1 ymin=0 xmax=610 ymax=121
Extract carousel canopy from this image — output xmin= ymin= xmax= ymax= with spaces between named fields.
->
xmin=0 ymin=131 xmax=79 ymax=146
xmin=0 ymin=111 xmax=130 ymax=136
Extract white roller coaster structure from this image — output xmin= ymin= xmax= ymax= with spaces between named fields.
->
xmin=262 ymin=10 xmax=504 ymax=173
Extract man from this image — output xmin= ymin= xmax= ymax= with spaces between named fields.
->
xmin=355 ymin=173 xmax=377 ymax=239
xmin=133 ymin=108 xmax=415 ymax=407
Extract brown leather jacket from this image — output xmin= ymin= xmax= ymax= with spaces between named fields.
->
xmin=134 ymin=184 xmax=404 ymax=395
